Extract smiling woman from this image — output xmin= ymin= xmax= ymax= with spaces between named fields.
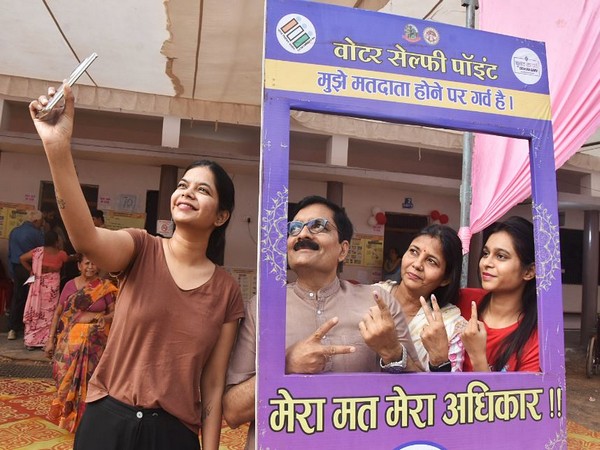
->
xmin=378 ymin=224 xmax=466 ymax=372
xmin=28 ymin=86 xmax=244 ymax=450
xmin=459 ymin=216 xmax=539 ymax=372
xmin=171 ymin=160 xmax=235 ymax=266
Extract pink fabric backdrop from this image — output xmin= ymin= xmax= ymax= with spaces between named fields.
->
xmin=463 ymin=0 xmax=600 ymax=253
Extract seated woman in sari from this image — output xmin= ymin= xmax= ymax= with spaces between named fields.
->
xmin=44 ymin=255 xmax=118 ymax=433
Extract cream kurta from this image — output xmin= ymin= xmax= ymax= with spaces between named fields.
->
xmin=227 ymin=278 xmax=418 ymax=450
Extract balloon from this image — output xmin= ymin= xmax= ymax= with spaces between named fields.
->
xmin=375 ymin=212 xmax=387 ymax=225
xmin=439 ymin=214 xmax=449 ymax=224
xmin=371 ymin=206 xmax=383 ymax=215
xmin=367 ymin=216 xmax=378 ymax=226
xmin=430 ymin=210 xmax=440 ymax=220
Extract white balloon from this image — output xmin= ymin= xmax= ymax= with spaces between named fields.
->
xmin=371 ymin=206 xmax=382 ymax=215
xmin=367 ymin=216 xmax=378 ymax=226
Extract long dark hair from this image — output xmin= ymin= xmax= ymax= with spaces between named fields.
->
xmin=182 ymin=160 xmax=235 ymax=265
xmin=479 ymin=216 xmax=536 ymax=371
xmin=412 ymin=224 xmax=462 ymax=308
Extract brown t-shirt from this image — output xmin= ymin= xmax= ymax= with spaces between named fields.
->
xmin=87 ymin=229 xmax=244 ymax=433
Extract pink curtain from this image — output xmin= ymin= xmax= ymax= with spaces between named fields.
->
xmin=465 ymin=0 xmax=600 ymax=251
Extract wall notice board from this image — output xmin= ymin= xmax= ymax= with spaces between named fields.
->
xmin=345 ymin=233 xmax=384 ymax=267
xmin=0 ymin=203 xmax=34 ymax=239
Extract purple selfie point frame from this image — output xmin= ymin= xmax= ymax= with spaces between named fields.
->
xmin=257 ymin=1 xmax=565 ymax=448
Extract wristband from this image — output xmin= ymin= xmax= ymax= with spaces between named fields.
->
xmin=379 ymin=344 xmax=407 ymax=373
xmin=428 ymin=360 xmax=452 ymax=372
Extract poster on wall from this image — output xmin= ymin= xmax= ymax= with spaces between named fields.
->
xmin=0 ymin=203 xmax=34 ymax=239
xmin=103 ymin=211 xmax=146 ymax=231
xmin=346 ymin=233 xmax=384 ymax=267
xmin=255 ymin=1 xmax=563 ymax=449
xmin=225 ymin=267 xmax=257 ymax=301
xmin=156 ymin=220 xmax=174 ymax=238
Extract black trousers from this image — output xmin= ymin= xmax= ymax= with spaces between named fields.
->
xmin=8 ymin=264 xmax=30 ymax=331
xmin=74 ymin=396 xmax=201 ymax=450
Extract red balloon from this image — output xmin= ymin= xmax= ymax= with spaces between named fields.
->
xmin=439 ymin=214 xmax=449 ymax=224
xmin=375 ymin=212 xmax=387 ymax=225
xmin=430 ymin=210 xmax=440 ymax=220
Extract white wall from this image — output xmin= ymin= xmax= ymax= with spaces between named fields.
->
xmin=0 ymin=152 xmax=57 ymax=206
xmin=343 ymin=184 xmax=460 ymax=283
xmin=0 ymin=152 xmax=160 ymax=269
xmin=0 ymin=152 xmax=160 ymax=212
xmin=345 ymin=184 xmax=460 ymax=235
xmin=289 ymin=179 xmax=328 ymax=202
xmin=2 ymin=151 xmax=597 ymax=326
xmin=224 ymin=172 xmax=260 ymax=269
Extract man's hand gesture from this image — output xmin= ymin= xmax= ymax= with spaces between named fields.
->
xmin=285 ymin=317 xmax=355 ymax=374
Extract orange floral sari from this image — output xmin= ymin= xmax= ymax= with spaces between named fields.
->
xmin=48 ymin=278 xmax=118 ymax=432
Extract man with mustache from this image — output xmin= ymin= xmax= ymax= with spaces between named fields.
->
xmin=223 ymin=195 xmax=417 ymax=449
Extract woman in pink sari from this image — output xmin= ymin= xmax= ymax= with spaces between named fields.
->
xmin=20 ymin=230 xmax=71 ymax=349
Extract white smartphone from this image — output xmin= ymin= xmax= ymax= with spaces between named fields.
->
xmin=36 ymin=52 xmax=98 ymax=120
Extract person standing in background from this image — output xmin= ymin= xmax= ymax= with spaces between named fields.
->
xmin=45 ymin=254 xmax=118 ymax=433
xmin=20 ymin=230 xmax=73 ymax=349
xmin=7 ymin=209 xmax=44 ymax=340
xmin=42 ymin=205 xmax=67 ymax=249
xmin=90 ymin=209 xmax=105 ymax=228
xmin=382 ymin=247 xmax=401 ymax=282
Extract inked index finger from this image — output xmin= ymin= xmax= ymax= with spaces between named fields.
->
xmin=373 ymin=291 xmax=392 ymax=318
xmin=419 ymin=296 xmax=434 ymax=324
xmin=470 ymin=301 xmax=478 ymax=322
xmin=430 ymin=294 xmax=441 ymax=313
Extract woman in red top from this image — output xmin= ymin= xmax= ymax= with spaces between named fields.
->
xmin=459 ymin=216 xmax=539 ymax=372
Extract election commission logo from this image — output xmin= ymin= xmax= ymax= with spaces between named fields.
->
xmin=511 ymin=47 xmax=543 ymax=85
xmin=276 ymin=14 xmax=316 ymax=54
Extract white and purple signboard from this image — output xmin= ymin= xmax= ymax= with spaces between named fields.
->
xmin=257 ymin=1 xmax=563 ymax=448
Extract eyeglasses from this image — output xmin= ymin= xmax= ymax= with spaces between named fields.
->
xmin=288 ymin=218 xmax=337 ymax=236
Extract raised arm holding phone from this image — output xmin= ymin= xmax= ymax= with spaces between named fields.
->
xmin=30 ymin=84 xmax=244 ymax=450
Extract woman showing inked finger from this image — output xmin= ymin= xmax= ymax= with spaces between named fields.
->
xmin=459 ymin=217 xmax=538 ymax=372
xmin=379 ymin=225 xmax=466 ymax=372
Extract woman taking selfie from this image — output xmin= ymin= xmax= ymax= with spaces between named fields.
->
xmin=459 ymin=216 xmax=539 ymax=372
xmin=30 ymin=85 xmax=244 ymax=450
